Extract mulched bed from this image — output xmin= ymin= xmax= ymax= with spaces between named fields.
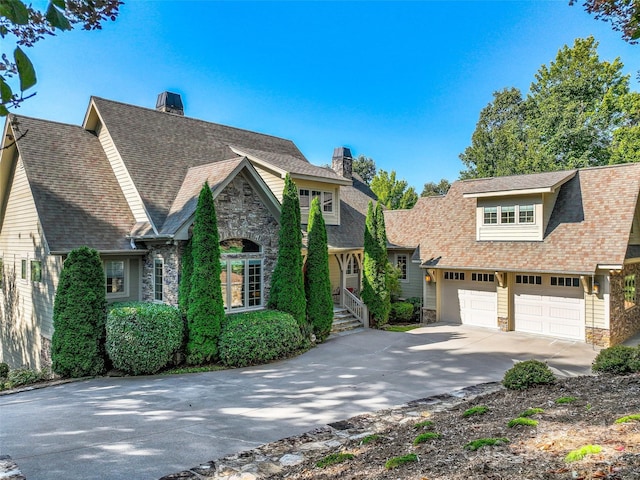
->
xmin=269 ymin=374 xmax=640 ymax=479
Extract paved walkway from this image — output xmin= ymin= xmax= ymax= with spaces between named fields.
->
xmin=0 ymin=323 xmax=600 ymax=480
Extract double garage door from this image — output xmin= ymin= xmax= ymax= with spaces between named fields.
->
xmin=441 ymin=273 xmax=585 ymax=341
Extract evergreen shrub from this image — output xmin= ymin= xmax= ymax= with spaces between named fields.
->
xmin=0 ymin=362 xmax=8 ymax=378
xmin=219 ymin=310 xmax=303 ymax=367
xmin=389 ymin=302 xmax=414 ymax=322
xmin=502 ymin=360 xmax=556 ymax=390
xmin=106 ymin=302 xmax=183 ymax=375
xmin=592 ymin=345 xmax=636 ymax=375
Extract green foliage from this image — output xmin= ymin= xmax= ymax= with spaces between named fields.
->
xmin=268 ymin=174 xmax=306 ymax=328
xmin=352 ymin=154 xmax=376 ymax=185
xmin=384 ymin=454 xmax=418 ymax=470
xmin=421 ymin=178 xmax=451 ymax=197
xmin=386 ymin=263 xmax=402 ymax=301
xmin=571 ymin=0 xmax=640 ymax=43
xmin=555 ymin=396 xmax=578 ymax=404
xmin=414 ymin=420 xmax=435 ymax=430
xmin=592 ymin=345 xmax=636 ymax=374
xmin=186 ymin=182 xmax=225 ymax=365
xmin=105 ymin=303 xmax=184 ymax=375
xmin=508 ymin=417 xmax=539 ymax=428
xmin=51 ymin=246 xmax=107 ymax=378
xmin=315 ymin=452 xmax=354 ymax=468
xmin=463 ymin=405 xmax=489 ymax=417
xmin=362 ymin=202 xmax=391 ymax=327
xmin=0 ymin=363 xmax=9 ymax=378
xmin=383 ymin=324 xmax=420 ymax=332
xmin=218 ymin=310 xmax=304 ymax=367
xmin=614 ymin=414 xmax=640 ymax=424
xmin=464 ymin=438 xmax=510 ymax=451
xmin=630 ymin=347 xmax=640 ymax=372
xmin=178 ymin=238 xmax=193 ymax=318
xmin=502 ymin=360 xmax=556 ymax=390
xmin=161 ymin=364 xmax=225 ymax=375
xmin=564 ymin=445 xmax=602 ymax=463
xmin=305 ymin=197 xmax=333 ymax=342
xmin=460 ymin=37 xmax=639 ymax=179
xmin=389 ymin=302 xmax=414 ymax=322
xmin=413 ymin=432 xmax=441 ymax=445
xmin=360 ymin=434 xmax=381 ymax=445
xmin=3 ymin=367 xmax=49 ymax=389
xmin=370 ymin=169 xmax=418 ymax=210
xmin=0 ymin=0 xmax=121 ymax=115
xmin=519 ymin=407 xmax=544 ymax=417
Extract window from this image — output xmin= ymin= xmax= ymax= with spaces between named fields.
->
xmin=483 ymin=207 xmax=497 ymax=224
xmin=105 ymin=260 xmax=126 ymax=295
xmin=396 ymin=255 xmax=408 ymax=281
xmin=501 ymin=205 xmax=515 ymax=224
xmin=30 ymin=260 xmax=42 ymax=282
xmin=300 ymin=188 xmax=334 ymax=214
xmin=346 ymin=256 xmax=360 ymax=276
xmin=516 ymin=275 xmax=542 ymax=285
xmin=550 ymin=276 xmax=580 ymax=287
xmin=21 ymin=259 xmax=26 ymax=280
xmin=154 ymin=259 xmax=163 ymax=302
xmin=624 ymin=274 xmax=636 ymax=309
xmin=444 ymin=271 xmax=465 ymax=281
xmin=519 ymin=205 xmax=534 ymax=223
xmin=220 ymin=238 xmax=263 ymax=312
xmin=472 ymin=272 xmax=495 ymax=282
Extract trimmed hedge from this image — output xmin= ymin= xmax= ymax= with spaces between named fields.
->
xmin=219 ymin=310 xmax=304 ymax=367
xmin=502 ymin=359 xmax=556 ymax=390
xmin=390 ymin=302 xmax=414 ymax=322
xmin=592 ymin=345 xmax=639 ymax=375
xmin=106 ymin=302 xmax=184 ymax=375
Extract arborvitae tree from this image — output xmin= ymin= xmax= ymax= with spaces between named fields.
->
xmin=268 ymin=174 xmax=306 ymax=328
xmin=51 ymin=246 xmax=106 ymax=377
xmin=178 ymin=238 xmax=193 ymax=318
xmin=305 ymin=197 xmax=333 ymax=341
xmin=362 ymin=201 xmax=390 ymax=327
xmin=186 ymin=182 xmax=225 ymax=364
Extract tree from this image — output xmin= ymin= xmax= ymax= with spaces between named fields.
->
xmin=304 ymin=197 xmax=333 ymax=342
xmin=352 ymin=154 xmax=376 ymax=184
xmin=362 ymin=201 xmax=390 ymax=327
xmin=268 ymin=174 xmax=307 ymax=329
xmin=0 ymin=0 xmax=121 ymax=115
xmin=186 ymin=182 xmax=225 ymax=364
xmin=178 ymin=238 xmax=192 ymax=317
xmin=571 ymin=0 xmax=640 ymax=43
xmin=51 ymin=246 xmax=106 ymax=377
xmin=370 ymin=169 xmax=418 ymax=209
xmin=421 ymin=178 xmax=452 ymax=197
xmin=460 ymin=37 xmax=639 ymax=178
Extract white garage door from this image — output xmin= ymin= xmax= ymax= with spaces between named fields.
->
xmin=441 ymin=276 xmax=497 ymax=328
xmin=514 ymin=281 xmax=584 ymax=341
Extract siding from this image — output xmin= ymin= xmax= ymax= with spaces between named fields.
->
xmin=542 ymin=189 xmax=560 ymax=235
xmin=586 ymin=274 xmax=608 ymax=329
xmin=424 ymin=281 xmax=436 ymax=310
xmin=253 ymin=166 xmax=285 ymax=202
xmin=295 ymin=179 xmax=340 ymax=226
xmin=329 ymin=255 xmax=341 ymax=291
xmin=477 ymin=195 xmax=543 ymax=241
xmin=389 ymin=251 xmax=422 ymax=299
xmin=0 ymin=157 xmax=58 ymax=369
xmin=497 ymin=284 xmax=509 ymax=318
xmin=628 ymin=198 xmax=640 ymax=245
xmin=98 ymin=123 xmax=150 ymax=225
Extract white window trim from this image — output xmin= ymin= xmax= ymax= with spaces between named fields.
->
xmin=105 ymin=259 xmax=130 ymax=299
xmin=484 ymin=204 xmax=536 ymax=226
xmin=20 ymin=258 xmax=27 ymax=282
xmin=30 ymin=259 xmax=42 ymax=283
xmin=395 ymin=254 xmax=408 ymax=282
xmin=299 ymin=188 xmax=334 ymax=214
xmin=220 ymin=257 xmax=264 ymax=313
xmin=153 ymin=258 xmax=164 ymax=302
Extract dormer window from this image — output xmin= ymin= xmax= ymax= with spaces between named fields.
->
xmin=519 ymin=205 xmax=534 ymax=223
xmin=501 ymin=206 xmax=515 ymax=224
xmin=483 ymin=207 xmax=497 ymax=224
xmin=300 ymin=189 xmax=333 ymax=214
xmin=483 ymin=205 xmax=535 ymax=226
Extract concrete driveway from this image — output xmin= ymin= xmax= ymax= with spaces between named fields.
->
xmin=0 ymin=323 xmax=599 ymax=480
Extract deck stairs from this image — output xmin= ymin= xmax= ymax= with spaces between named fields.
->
xmin=330 ymin=305 xmax=363 ymax=336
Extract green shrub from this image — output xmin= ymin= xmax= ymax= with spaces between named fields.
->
xmin=502 ymin=360 xmax=556 ymax=390
xmin=385 ymin=453 xmax=417 ymax=469
xmin=51 ymin=246 xmax=107 ymax=378
xmin=564 ymin=445 xmax=602 ymax=462
xmin=592 ymin=345 xmax=635 ymax=375
xmin=463 ymin=405 xmax=488 ymax=417
xmin=414 ymin=432 xmax=441 ymax=445
xmin=629 ymin=347 xmax=640 ymax=372
xmin=316 ymin=452 xmax=354 ymax=468
xmin=218 ymin=310 xmax=304 ymax=367
xmin=519 ymin=407 xmax=544 ymax=417
xmin=507 ymin=417 xmax=538 ymax=428
xmin=0 ymin=362 xmax=9 ymax=379
xmin=414 ymin=420 xmax=434 ymax=430
xmin=106 ymin=303 xmax=184 ymax=375
xmin=406 ymin=297 xmax=422 ymax=319
xmin=389 ymin=302 xmax=414 ymax=322
xmin=6 ymin=368 xmax=49 ymax=388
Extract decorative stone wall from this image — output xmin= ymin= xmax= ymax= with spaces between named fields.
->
xmin=497 ymin=316 xmax=509 ymax=332
xmin=585 ymin=326 xmax=611 ymax=348
xmin=607 ymin=264 xmax=640 ymax=346
xmin=39 ymin=335 xmax=52 ymax=370
xmin=141 ymin=244 xmax=180 ymax=306
xmin=421 ymin=308 xmax=436 ymax=324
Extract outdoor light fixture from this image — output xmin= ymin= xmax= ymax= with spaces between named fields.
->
xmin=425 ymin=273 xmax=432 ymax=283
xmin=593 ymin=281 xmax=600 ymax=295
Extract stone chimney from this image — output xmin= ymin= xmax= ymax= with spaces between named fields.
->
xmin=332 ymin=146 xmax=352 ymax=179
xmin=156 ymin=91 xmax=184 ymax=116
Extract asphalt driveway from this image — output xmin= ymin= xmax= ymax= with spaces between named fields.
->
xmin=0 ymin=323 xmax=599 ymax=480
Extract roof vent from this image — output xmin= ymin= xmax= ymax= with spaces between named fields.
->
xmin=156 ymin=91 xmax=184 ymax=116
xmin=332 ymin=146 xmax=352 ymax=179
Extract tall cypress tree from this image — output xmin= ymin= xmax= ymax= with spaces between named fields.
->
xmin=186 ymin=182 xmax=225 ymax=364
xmin=305 ymin=197 xmax=333 ymax=341
xmin=52 ymin=246 xmax=106 ymax=377
xmin=178 ymin=238 xmax=193 ymax=318
xmin=268 ymin=174 xmax=306 ymax=327
xmin=362 ymin=201 xmax=390 ymax=327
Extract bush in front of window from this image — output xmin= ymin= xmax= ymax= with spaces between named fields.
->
xmin=405 ymin=297 xmax=423 ymax=320
xmin=106 ymin=303 xmax=184 ymax=375
xmin=389 ymin=302 xmax=414 ymax=323
xmin=52 ymin=246 xmax=107 ymax=378
xmin=218 ymin=310 xmax=304 ymax=367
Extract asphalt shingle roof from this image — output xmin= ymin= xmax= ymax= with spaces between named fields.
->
xmin=462 ymin=170 xmax=576 ymax=195
xmin=10 ymin=115 xmax=136 ymax=252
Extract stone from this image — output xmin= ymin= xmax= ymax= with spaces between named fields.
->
xmin=278 ymin=454 xmax=304 ymax=466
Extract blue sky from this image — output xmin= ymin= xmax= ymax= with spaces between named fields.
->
xmin=8 ymin=1 xmax=640 ymax=190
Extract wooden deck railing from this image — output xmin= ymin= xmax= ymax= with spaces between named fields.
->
xmin=343 ymin=288 xmax=369 ymax=328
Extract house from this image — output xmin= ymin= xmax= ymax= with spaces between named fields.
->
xmin=0 ymin=93 xmax=375 ymax=369
xmin=385 ymin=166 xmax=640 ymax=347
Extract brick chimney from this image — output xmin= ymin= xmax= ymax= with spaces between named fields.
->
xmin=156 ymin=91 xmax=184 ymax=116
xmin=332 ymin=146 xmax=352 ymax=179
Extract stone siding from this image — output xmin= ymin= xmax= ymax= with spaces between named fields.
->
xmin=585 ymin=326 xmax=611 ymax=348
xmin=497 ymin=316 xmax=509 ymax=332
xmin=422 ymin=308 xmax=436 ymax=324
xmin=607 ymin=264 xmax=640 ymax=345
xmin=39 ymin=335 xmax=52 ymax=370
xmin=142 ymin=244 xmax=180 ymax=305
